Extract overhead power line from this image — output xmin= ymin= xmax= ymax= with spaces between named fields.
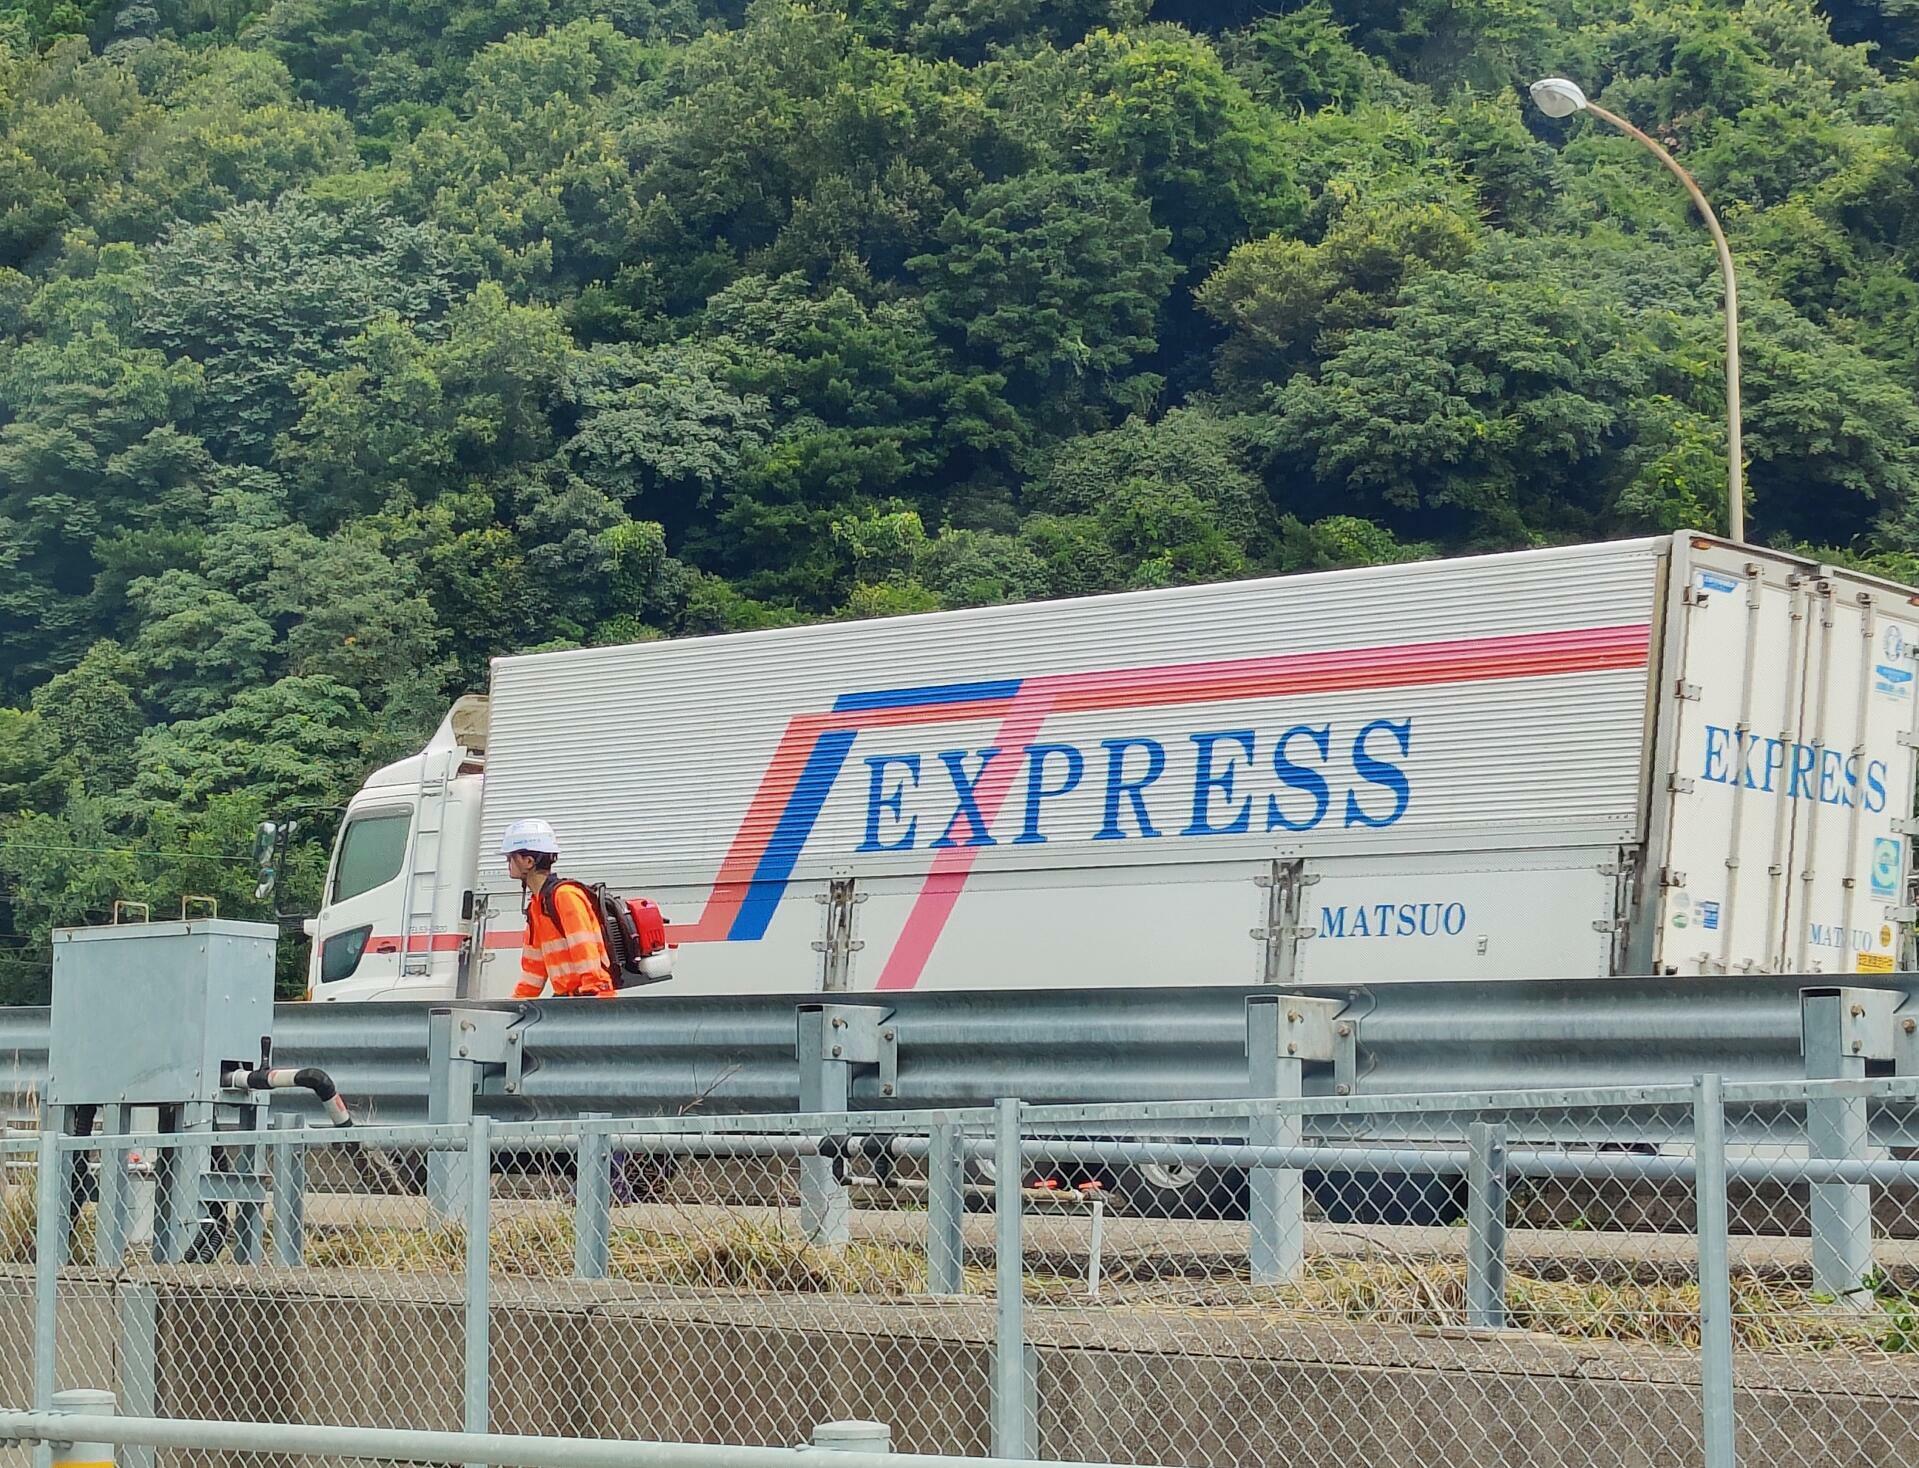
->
xmin=0 ymin=842 xmax=252 ymax=864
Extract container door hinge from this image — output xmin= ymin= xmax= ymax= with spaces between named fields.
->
xmin=1667 ymin=775 xmax=1695 ymax=794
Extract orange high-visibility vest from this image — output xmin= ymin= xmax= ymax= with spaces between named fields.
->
xmin=515 ymin=879 xmax=614 ymax=999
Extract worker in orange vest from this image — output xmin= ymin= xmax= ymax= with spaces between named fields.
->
xmin=502 ymin=818 xmax=616 ymax=999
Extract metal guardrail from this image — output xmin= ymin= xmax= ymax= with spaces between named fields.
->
xmin=6 ymin=971 xmax=1919 ymax=1126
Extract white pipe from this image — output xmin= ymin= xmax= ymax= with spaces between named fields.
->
xmin=1086 ymin=1196 xmax=1104 ymax=1302
xmin=0 ymin=1413 xmax=1153 ymax=1468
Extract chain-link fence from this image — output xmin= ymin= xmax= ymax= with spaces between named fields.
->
xmin=8 ymin=1079 xmax=1919 ymax=1468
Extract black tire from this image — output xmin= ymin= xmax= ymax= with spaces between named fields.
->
xmin=1110 ymin=1162 xmax=1249 ymax=1221
xmin=613 ymin=1153 xmax=677 ymax=1203
xmin=1306 ymin=1168 xmax=1465 ymax=1227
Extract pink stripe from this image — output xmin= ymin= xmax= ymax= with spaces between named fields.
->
xmin=874 ymin=698 xmax=1056 ymax=991
xmin=1025 ymin=624 xmax=1648 ymax=712
xmin=368 ymin=933 xmax=466 ymax=955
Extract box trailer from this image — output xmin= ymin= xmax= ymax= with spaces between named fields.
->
xmin=305 ymin=532 xmax=1919 ymax=1002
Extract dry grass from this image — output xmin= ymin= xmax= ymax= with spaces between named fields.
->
xmin=1028 ymin=1253 xmax=1907 ymax=1354
xmin=306 ymin=1210 xmax=984 ymax=1295
xmin=0 ymin=1168 xmax=34 ymax=1263
xmin=0 ymin=1168 xmax=96 ymax=1265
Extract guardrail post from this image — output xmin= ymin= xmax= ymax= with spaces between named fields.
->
xmin=574 ymin=1113 xmax=611 ymax=1281
xmin=463 ymin=1114 xmax=491 ymax=1465
xmin=1694 ymin=1074 xmax=1736 ymax=1468
xmin=1246 ymin=996 xmax=1338 ymax=1285
xmin=1465 ymin=1121 xmax=1508 ymax=1329
xmin=798 ymin=1006 xmax=852 ymax=1247
xmin=925 ymin=1122 xmax=966 ymax=1295
xmin=428 ymin=1009 xmax=478 ymax=1226
xmin=115 ymin=1285 xmax=156 ymax=1468
xmin=270 ymin=1115 xmax=306 ymax=1268
xmin=1801 ymin=988 xmax=1888 ymax=1306
xmin=991 ymin=1098 xmax=1033 ymax=1461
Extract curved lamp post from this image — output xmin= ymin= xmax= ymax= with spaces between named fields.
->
xmin=1529 ymin=77 xmax=1745 ymax=544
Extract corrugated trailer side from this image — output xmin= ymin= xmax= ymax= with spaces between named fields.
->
xmin=1645 ymin=536 xmax=1919 ymax=976
xmin=474 ymin=537 xmax=1694 ymax=995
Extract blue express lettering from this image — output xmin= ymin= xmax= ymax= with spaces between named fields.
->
xmin=1700 ymin=725 xmax=1887 ymax=812
xmin=857 ymin=718 xmax=1414 ymax=852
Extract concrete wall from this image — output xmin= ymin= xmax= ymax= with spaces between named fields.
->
xmin=3 ymin=1270 xmax=1917 ymax=1468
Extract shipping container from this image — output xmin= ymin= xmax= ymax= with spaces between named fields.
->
xmin=305 ymin=532 xmax=1919 ymax=1001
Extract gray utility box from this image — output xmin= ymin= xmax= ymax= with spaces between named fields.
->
xmin=48 ymin=919 xmax=277 ymax=1107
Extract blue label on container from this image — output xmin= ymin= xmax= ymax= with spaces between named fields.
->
xmin=1873 ymin=837 xmax=1903 ymax=898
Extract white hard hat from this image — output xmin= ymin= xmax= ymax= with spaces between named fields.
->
xmin=500 ymin=818 xmax=560 ymax=856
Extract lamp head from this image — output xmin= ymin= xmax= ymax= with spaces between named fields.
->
xmin=1529 ymin=77 xmax=1589 ymax=119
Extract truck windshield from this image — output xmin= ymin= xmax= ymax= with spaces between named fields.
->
xmin=331 ymin=809 xmax=410 ymax=902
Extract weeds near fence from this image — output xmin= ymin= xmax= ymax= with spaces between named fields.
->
xmin=0 ymin=1168 xmax=95 ymax=1264
xmin=307 ymin=1211 xmax=984 ymax=1295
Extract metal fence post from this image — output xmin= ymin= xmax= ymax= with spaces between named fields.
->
xmin=925 ymin=1122 xmax=966 ymax=1296
xmin=463 ymin=1114 xmax=492 ymax=1461
xmin=798 ymin=1007 xmax=852 ymax=1247
xmin=1694 ymin=1074 xmax=1736 ymax=1468
xmin=1801 ymin=989 xmax=1879 ymax=1305
xmin=34 ymin=1129 xmax=67 ymax=1419
xmin=1465 ymin=1121 xmax=1508 ymax=1329
xmin=991 ymin=1098 xmax=1032 ymax=1462
xmin=115 ymin=1285 xmax=157 ymax=1468
xmin=574 ymin=1113 xmax=611 ymax=1281
xmin=270 ymin=1115 xmax=306 ymax=1268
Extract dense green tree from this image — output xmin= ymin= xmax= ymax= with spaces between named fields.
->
xmin=383 ymin=20 xmax=650 ymax=298
xmin=911 ymin=169 xmax=1174 ymax=420
xmin=1263 ymin=237 xmax=1698 ymax=543
xmin=629 ymin=1 xmax=995 ymax=307
xmin=29 ymin=639 xmax=144 ymax=795
xmin=4 ymin=0 xmax=1919 ymax=994
xmin=141 ymin=197 xmax=457 ymax=462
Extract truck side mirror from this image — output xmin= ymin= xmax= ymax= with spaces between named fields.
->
xmin=252 ymin=819 xmax=299 ymax=903
xmin=253 ymin=821 xmax=278 ymax=900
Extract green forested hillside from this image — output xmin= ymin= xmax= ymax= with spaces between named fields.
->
xmin=2 ymin=0 xmax=1917 ymax=994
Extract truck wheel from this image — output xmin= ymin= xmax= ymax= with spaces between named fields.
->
xmin=1112 ymin=1162 xmax=1248 ymax=1220
xmin=1306 ymin=1168 xmax=1464 ymax=1227
xmin=962 ymin=1151 xmax=999 ymax=1212
xmin=613 ymin=1153 xmax=676 ymax=1204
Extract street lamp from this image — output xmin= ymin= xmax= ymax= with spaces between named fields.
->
xmin=1529 ymin=77 xmax=1746 ymax=544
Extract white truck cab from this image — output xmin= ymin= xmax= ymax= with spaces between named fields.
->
xmin=306 ymin=696 xmax=489 ymax=1002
